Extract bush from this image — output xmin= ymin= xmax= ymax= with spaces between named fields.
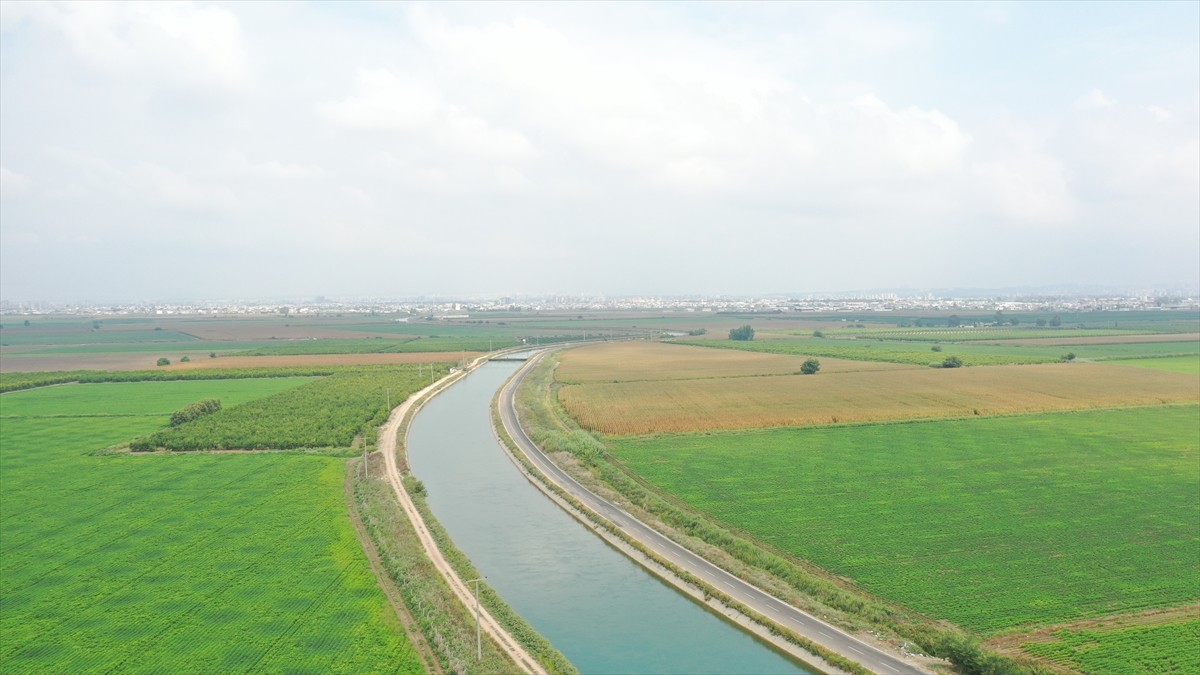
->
xmin=942 ymin=355 xmax=963 ymax=368
xmin=156 ymin=357 xmax=170 ymax=366
xmin=931 ymin=345 xmax=943 ymax=352
xmin=1062 ymin=352 xmax=1076 ymax=361
xmin=180 ymin=356 xmax=191 ymax=363
xmin=728 ymin=325 xmax=755 ymax=341
xmin=812 ymin=330 xmax=824 ymax=338
xmin=800 ymin=358 xmax=820 ymax=375
xmin=169 ymin=399 xmax=222 ymax=427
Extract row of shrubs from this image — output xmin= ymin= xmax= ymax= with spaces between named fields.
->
xmin=169 ymin=399 xmax=221 ymax=427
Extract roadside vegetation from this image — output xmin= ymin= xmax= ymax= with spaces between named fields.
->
xmin=354 ymin=472 xmax=533 ymax=673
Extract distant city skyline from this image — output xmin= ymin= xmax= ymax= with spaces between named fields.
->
xmin=2 ymin=2 xmax=1197 ymax=302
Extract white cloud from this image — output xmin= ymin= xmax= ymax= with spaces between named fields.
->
xmin=1080 ymin=88 xmax=1116 ymax=109
xmin=11 ymin=1 xmax=248 ymax=91
xmin=972 ymin=151 xmax=1075 ymax=224
xmin=320 ymin=68 xmax=536 ymax=162
xmin=1 ymin=2 xmax=1196 ymax=300
xmin=0 ymin=166 xmax=32 ymax=193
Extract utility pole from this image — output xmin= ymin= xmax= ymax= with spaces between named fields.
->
xmin=467 ymin=577 xmax=486 ymax=660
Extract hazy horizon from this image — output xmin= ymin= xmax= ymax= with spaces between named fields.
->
xmin=2 ymin=1 xmax=1198 ymax=303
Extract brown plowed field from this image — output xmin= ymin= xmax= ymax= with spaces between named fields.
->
xmin=557 ymin=341 xmax=915 ymax=383
xmin=560 ymin=362 xmax=1200 ymax=434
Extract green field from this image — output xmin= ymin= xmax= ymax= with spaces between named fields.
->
xmin=811 ymin=327 xmax=1154 ymax=342
xmin=1021 ymin=619 xmax=1200 ymax=674
xmin=0 ymin=382 xmax=421 ymax=673
xmin=1109 ymin=356 xmax=1200 ymax=376
xmin=684 ymin=336 xmax=1200 ymax=367
xmin=605 ymin=405 xmax=1200 ymax=634
xmin=0 ymin=378 xmax=310 ymax=418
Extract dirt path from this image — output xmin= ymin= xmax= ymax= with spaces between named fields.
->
xmin=343 ymin=460 xmax=445 ymax=675
xmin=376 ymin=364 xmax=548 ymax=675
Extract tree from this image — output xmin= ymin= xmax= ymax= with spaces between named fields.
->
xmin=942 ymin=355 xmax=963 ymax=368
xmin=180 ymin=355 xmax=190 ymax=362
xmin=800 ymin=358 xmax=820 ymax=375
xmin=1062 ymin=352 xmax=1076 ymax=361
xmin=729 ymin=325 xmax=755 ymax=341
xmin=947 ymin=314 xmax=960 ymax=327
xmin=23 ymin=319 xmax=30 ymax=327
xmin=1036 ymin=318 xmax=1047 ymax=327
xmin=1049 ymin=314 xmax=1062 ymax=327
xmin=210 ymin=352 xmax=217 ymax=358
xmin=156 ymin=357 xmax=170 ymax=366
xmin=931 ymin=345 xmax=943 ymax=352
xmin=812 ymin=330 xmax=824 ymax=338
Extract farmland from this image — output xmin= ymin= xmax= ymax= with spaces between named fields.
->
xmin=529 ymin=331 xmax=1200 ymax=671
xmin=558 ymin=358 xmax=1199 ymax=434
xmin=554 ymin=341 xmax=914 ymax=384
xmin=1109 ymin=355 xmax=1200 ymax=376
xmin=131 ymin=366 xmax=448 ymax=451
xmin=0 ymin=381 xmax=422 ymax=673
xmin=1019 ymin=618 xmax=1200 ymax=674
xmin=682 ymin=335 xmax=1200 ymax=367
xmin=0 ymin=378 xmax=310 ymax=418
xmin=603 ymin=405 xmax=1200 ymax=634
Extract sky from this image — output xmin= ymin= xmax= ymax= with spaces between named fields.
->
xmin=1 ymin=1 xmax=1197 ymax=302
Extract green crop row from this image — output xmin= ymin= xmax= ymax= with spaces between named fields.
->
xmin=0 ymin=378 xmax=312 ymax=418
xmin=1021 ymin=619 xmax=1199 ymax=674
xmin=0 ymin=364 xmax=423 ymax=393
xmin=131 ymin=366 xmax=448 ymax=452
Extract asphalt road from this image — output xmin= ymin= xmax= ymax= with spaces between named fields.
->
xmin=497 ymin=351 xmax=928 ymax=675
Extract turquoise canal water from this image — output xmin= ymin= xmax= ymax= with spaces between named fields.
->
xmin=408 ymin=361 xmax=808 ymax=675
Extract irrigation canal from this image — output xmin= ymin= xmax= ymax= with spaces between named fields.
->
xmin=408 ymin=361 xmax=809 ymax=674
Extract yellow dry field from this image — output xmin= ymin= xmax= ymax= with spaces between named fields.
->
xmin=559 ymin=362 xmax=1200 ymax=435
xmin=556 ymin=341 xmax=915 ymax=383
xmin=981 ymin=333 xmax=1200 ymax=346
